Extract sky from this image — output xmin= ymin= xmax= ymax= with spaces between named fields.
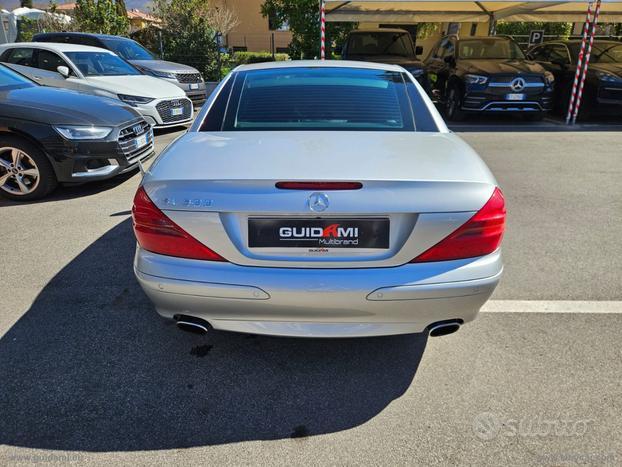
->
xmin=1 ymin=1 xmax=152 ymax=11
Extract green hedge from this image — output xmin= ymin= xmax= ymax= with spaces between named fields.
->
xmin=230 ymin=51 xmax=290 ymax=65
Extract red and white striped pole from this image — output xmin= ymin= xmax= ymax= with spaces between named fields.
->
xmin=572 ymin=0 xmax=602 ymax=124
xmin=566 ymin=0 xmax=594 ymax=124
xmin=320 ymin=0 xmax=326 ymax=60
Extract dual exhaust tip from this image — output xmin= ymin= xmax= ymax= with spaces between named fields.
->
xmin=174 ymin=315 xmax=463 ymax=338
xmin=427 ymin=320 xmax=462 ymax=337
xmin=174 ymin=315 xmax=211 ymax=335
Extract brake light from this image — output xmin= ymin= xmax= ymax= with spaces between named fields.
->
xmin=411 ymin=187 xmax=505 ymax=263
xmin=132 ymin=186 xmax=226 ymax=261
xmin=276 ymin=181 xmax=363 ymax=190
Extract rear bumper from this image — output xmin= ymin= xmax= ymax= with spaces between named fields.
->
xmin=134 ymin=247 xmax=503 ymax=337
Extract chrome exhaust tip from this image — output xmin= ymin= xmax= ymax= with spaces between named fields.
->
xmin=174 ymin=315 xmax=211 ymax=335
xmin=428 ymin=320 xmax=462 ymax=337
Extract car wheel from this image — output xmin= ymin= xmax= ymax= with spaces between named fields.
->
xmin=445 ymin=85 xmax=466 ymax=121
xmin=0 ymin=136 xmax=57 ymax=201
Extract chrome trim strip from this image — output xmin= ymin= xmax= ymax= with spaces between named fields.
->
xmin=488 ymin=82 xmax=544 ymax=88
xmin=464 ymin=101 xmax=544 ymax=111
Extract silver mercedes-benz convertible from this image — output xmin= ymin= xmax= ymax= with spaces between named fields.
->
xmin=132 ymin=60 xmax=505 ymax=338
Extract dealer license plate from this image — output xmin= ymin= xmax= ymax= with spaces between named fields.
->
xmin=248 ymin=218 xmax=390 ymax=249
xmin=506 ymin=93 xmax=525 ymax=101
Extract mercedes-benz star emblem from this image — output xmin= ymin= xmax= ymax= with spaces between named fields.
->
xmin=510 ymin=77 xmax=525 ymax=92
xmin=308 ymin=192 xmax=329 ymax=212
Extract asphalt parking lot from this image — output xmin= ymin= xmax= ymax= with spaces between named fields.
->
xmin=1 ymin=122 xmax=621 ymax=465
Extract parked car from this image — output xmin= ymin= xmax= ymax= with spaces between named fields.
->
xmin=0 ymin=64 xmax=153 ymax=201
xmin=527 ymin=40 xmax=622 ymax=117
xmin=424 ymin=35 xmax=555 ymax=121
xmin=132 ymin=61 xmax=505 ymax=339
xmin=0 ymin=42 xmax=193 ymax=128
xmin=33 ymin=32 xmax=207 ymax=106
xmin=341 ymin=28 xmax=428 ymax=89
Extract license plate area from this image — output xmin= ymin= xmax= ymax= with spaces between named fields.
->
xmin=134 ymin=133 xmax=149 ymax=148
xmin=506 ymin=93 xmax=525 ymax=101
xmin=171 ymin=107 xmax=184 ymax=116
xmin=248 ymin=218 xmax=390 ymax=249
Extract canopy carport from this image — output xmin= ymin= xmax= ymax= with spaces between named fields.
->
xmin=324 ymin=1 xmax=622 ymax=24
xmin=323 ymin=0 xmax=622 ymax=123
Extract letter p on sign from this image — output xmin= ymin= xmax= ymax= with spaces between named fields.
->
xmin=529 ymin=30 xmax=544 ymax=46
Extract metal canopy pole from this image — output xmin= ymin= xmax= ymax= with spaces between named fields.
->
xmin=320 ymin=0 xmax=326 ymax=60
xmin=572 ymin=0 xmax=603 ymax=123
xmin=566 ymin=0 xmax=594 ymax=124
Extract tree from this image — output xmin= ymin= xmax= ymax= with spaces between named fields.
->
xmin=152 ymin=0 xmax=220 ymax=80
xmin=39 ymin=1 xmax=80 ymax=34
xmin=496 ymin=22 xmax=573 ymax=38
xmin=74 ymin=0 xmax=129 ymax=36
xmin=204 ymin=3 xmax=240 ymax=79
xmin=206 ymin=3 xmax=240 ymax=37
xmin=261 ymin=0 xmax=356 ymax=59
xmin=20 ymin=0 xmax=34 ymax=7
xmin=116 ymin=0 xmax=128 ymax=19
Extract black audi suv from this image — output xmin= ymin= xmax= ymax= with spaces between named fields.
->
xmin=527 ymin=40 xmax=622 ymax=117
xmin=0 ymin=64 xmax=154 ymax=200
xmin=424 ymin=35 xmax=555 ymax=120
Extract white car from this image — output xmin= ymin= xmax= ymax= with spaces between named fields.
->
xmin=0 ymin=42 xmax=193 ymax=128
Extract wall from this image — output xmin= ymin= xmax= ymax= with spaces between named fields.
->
xmin=222 ymin=0 xmax=292 ymax=53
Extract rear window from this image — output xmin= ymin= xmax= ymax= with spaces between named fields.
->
xmin=210 ymin=67 xmax=437 ymax=132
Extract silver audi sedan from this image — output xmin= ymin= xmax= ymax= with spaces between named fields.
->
xmin=132 ymin=61 xmax=505 ymax=338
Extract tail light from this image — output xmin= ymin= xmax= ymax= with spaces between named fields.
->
xmin=411 ymin=187 xmax=505 ymax=263
xmin=132 ymin=186 xmax=226 ymax=261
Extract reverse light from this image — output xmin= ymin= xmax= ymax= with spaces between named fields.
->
xmin=276 ymin=181 xmax=363 ymax=190
xmin=54 ymin=125 xmax=112 ymax=140
xmin=132 ymin=187 xmax=226 ymax=261
xmin=411 ymin=187 xmax=505 ymax=263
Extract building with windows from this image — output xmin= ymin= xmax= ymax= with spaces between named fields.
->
xmin=221 ymin=0 xmax=292 ymax=53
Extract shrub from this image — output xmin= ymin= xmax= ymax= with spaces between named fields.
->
xmin=230 ymin=51 xmax=289 ymax=65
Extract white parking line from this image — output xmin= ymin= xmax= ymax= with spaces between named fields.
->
xmin=482 ymin=300 xmax=622 ymax=314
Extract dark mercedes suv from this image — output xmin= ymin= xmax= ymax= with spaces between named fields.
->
xmin=424 ymin=35 xmax=555 ymax=120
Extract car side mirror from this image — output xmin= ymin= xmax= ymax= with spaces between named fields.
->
xmin=57 ymin=65 xmax=70 ymax=78
xmin=415 ymin=46 xmax=423 ymax=56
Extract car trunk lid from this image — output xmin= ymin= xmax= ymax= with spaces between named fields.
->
xmin=142 ymin=131 xmax=496 ymax=267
